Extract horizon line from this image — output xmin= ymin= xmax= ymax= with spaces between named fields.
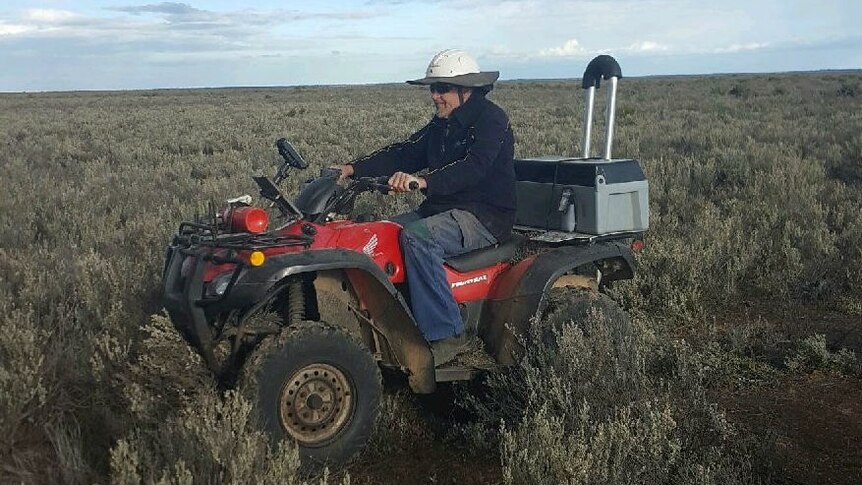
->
xmin=2 ymin=67 xmax=860 ymax=95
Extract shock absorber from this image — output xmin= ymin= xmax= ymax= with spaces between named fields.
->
xmin=286 ymin=279 xmax=305 ymax=325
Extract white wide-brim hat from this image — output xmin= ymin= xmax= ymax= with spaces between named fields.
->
xmin=407 ymin=49 xmax=499 ymax=87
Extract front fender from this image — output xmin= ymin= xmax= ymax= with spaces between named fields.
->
xmin=197 ymin=248 xmax=393 ymax=317
xmin=216 ymin=249 xmax=436 ymax=393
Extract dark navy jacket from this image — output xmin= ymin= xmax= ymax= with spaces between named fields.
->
xmin=350 ymin=93 xmax=516 ymax=240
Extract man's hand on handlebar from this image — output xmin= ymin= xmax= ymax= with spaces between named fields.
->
xmin=388 ymin=172 xmax=426 ymax=192
xmin=330 ymin=164 xmax=354 ymax=183
xmin=329 ymin=165 xmax=423 ymax=193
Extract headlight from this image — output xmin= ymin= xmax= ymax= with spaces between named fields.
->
xmin=206 ymin=271 xmax=234 ymax=297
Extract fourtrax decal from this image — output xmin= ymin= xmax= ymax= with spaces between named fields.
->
xmin=450 ymin=274 xmax=488 ymax=289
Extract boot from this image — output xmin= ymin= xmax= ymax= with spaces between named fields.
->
xmin=430 ymin=334 xmax=469 ymax=367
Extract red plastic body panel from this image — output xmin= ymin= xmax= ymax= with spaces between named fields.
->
xmin=198 ymin=248 xmax=234 ymax=282
xmin=201 ymin=217 xmax=521 ymax=304
xmin=334 ymin=221 xmax=405 ymax=283
xmin=202 ymin=219 xmax=404 ymax=283
xmin=447 ymin=262 xmax=510 ymax=303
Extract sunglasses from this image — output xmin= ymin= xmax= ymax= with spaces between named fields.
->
xmin=429 ymin=83 xmax=455 ymax=94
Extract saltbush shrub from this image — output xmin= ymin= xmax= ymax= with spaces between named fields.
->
xmin=109 ymin=391 xmax=315 ymax=485
xmin=467 ymin=289 xmax=753 ymax=484
xmin=784 ymin=334 xmax=860 ymax=376
xmin=99 ymin=315 xmax=331 ymax=484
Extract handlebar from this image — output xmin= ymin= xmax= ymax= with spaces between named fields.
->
xmin=355 ymin=176 xmax=394 ymax=195
xmin=352 ymin=176 xmax=420 ymax=194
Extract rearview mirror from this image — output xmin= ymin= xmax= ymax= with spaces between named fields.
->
xmin=276 ymin=138 xmax=308 ymax=169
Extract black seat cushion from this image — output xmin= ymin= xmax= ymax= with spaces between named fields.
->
xmin=445 ymin=234 xmax=525 ymax=273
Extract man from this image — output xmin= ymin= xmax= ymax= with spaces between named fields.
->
xmin=335 ymin=49 xmax=516 ymax=365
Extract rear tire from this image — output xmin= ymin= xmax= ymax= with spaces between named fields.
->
xmin=241 ymin=321 xmax=382 ymax=466
xmin=538 ymin=286 xmax=631 ymax=342
xmin=542 ymin=286 xmax=627 ymax=319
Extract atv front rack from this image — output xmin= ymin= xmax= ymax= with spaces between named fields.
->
xmin=175 ymin=220 xmax=314 ymax=250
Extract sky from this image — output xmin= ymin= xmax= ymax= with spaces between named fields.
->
xmin=0 ymin=0 xmax=859 ymax=92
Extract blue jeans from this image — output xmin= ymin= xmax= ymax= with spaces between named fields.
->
xmin=391 ymin=209 xmax=497 ymax=342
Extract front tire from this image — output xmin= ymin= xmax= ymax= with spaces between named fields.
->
xmin=241 ymin=321 xmax=382 ymax=465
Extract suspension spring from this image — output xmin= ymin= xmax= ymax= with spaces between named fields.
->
xmin=286 ymin=279 xmax=305 ymax=325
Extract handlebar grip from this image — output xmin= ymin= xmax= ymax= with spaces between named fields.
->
xmin=320 ymin=167 xmax=341 ymax=179
xmin=373 ymin=176 xmax=391 ymax=195
xmin=408 ymin=181 xmax=419 ymax=191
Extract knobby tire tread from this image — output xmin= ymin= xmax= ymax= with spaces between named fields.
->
xmin=239 ymin=321 xmax=382 ymax=466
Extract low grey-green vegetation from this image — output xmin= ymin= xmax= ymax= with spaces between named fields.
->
xmin=1 ymin=72 xmax=860 ymax=483
xmin=462 ymin=289 xmax=760 ymax=484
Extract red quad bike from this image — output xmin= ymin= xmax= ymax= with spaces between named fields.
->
xmin=162 ymin=55 xmax=649 ymax=465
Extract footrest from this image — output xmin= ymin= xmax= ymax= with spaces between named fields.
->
xmin=434 ymin=367 xmax=480 ymax=382
xmin=433 ymin=336 xmax=499 ymax=382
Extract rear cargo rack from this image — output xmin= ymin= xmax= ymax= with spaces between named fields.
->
xmin=514 ymin=226 xmax=644 ymax=244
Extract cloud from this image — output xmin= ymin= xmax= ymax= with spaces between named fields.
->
xmin=534 ymin=38 xmax=776 ymax=61
xmin=0 ymin=3 xmax=384 ymax=48
xmin=539 ymin=39 xmax=585 ymax=57
xmin=0 ymin=23 xmax=31 ymax=36
xmin=626 ymin=41 xmax=669 ymax=52
xmin=0 ymin=2 xmax=401 ymax=90
xmin=106 ymin=3 xmax=379 ymax=25
xmin=485 ymin=45 xmax=519 ymax=58
xmin=712 ymin=42 xmax=770 ymax=54
xmin=110 ymin=2 xmax=200 ymax=16
xmin=105 ymin=3 xmax=280 ymax=30
xmin=22 ymin=9 xmax=79 ymax=23
xmin=530 ymin=38 xmax=669 ymax=60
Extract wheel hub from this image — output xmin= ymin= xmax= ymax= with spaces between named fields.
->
xmin=278 ymin=363 xmax=353 ymax=445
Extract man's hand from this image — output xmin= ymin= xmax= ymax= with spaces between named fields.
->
xmin=388 ymin=172 xmax=426 ymax=192
xmin=330 ymin=164 xmax=354 ymax=182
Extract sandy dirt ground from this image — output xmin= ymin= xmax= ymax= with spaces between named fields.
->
xmin=722 ymin=372 xmax=862 ymax=485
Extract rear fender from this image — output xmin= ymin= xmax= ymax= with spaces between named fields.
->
xmin=484 ymin=242 xmax=635 ymax=365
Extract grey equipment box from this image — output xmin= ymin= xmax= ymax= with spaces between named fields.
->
xmin=514 ymin=55 xmax=649 ymax=236
xmin=514 ymin=156 xmax=649 ymax=235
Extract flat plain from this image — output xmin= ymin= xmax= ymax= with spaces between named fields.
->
xmin=1 ymin=71 xmax=861 ymax=484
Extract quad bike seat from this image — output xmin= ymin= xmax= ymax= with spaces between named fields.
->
xmin=445 ymin=233 xmax=525 ymax=273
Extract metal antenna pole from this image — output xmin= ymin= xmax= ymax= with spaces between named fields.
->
xmin=582 ymin=86 xmax=595 ymax=158
xmin=603 ymin=76 xmax=618 ymax=160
